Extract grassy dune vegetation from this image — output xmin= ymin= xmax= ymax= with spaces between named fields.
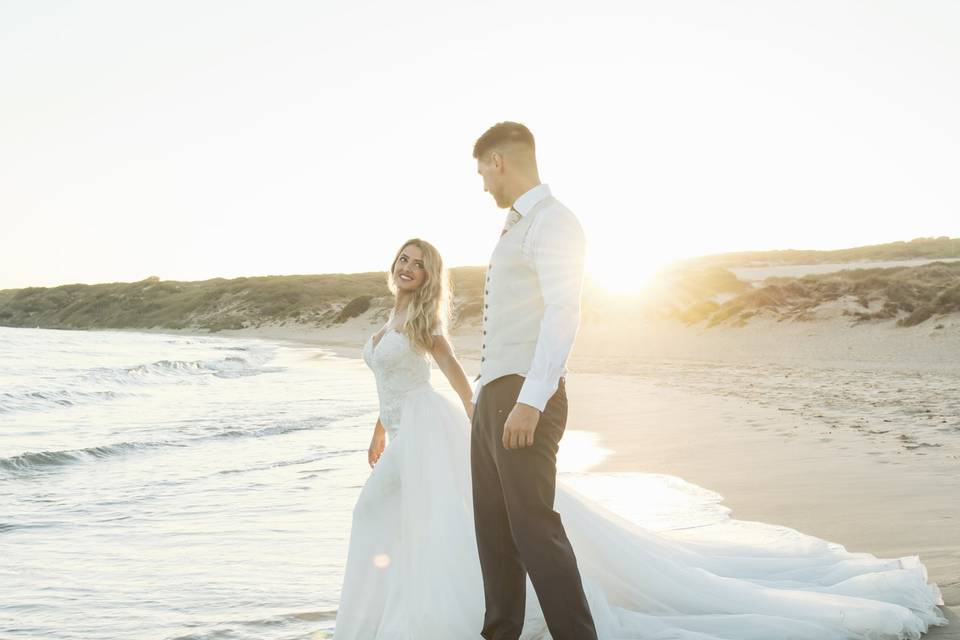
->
xmin=674 ymin=261 xmax=960 ymax=328
xmin=2 ymin=238 xmax=958 ymax=332
xmin=684 ymin=236 xmax=960 ymax=269
xmin=0 ymin=269 xmax=483 ymax=332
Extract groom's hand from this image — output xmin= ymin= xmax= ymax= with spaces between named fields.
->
xmin=502 ymin=403 xmax=541 ymax=449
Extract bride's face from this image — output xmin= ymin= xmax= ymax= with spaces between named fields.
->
xmin=392 ymin=244 xmax=427 ymax=292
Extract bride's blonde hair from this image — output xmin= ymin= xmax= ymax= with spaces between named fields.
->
xmin=387 ymin=238 xmax=450 ymax=353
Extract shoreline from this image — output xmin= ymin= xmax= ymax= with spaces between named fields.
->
xmin=37 ymin=322 xmax=960 ymax=630
xmin=263 ymin=323 xmax=960 ymax=604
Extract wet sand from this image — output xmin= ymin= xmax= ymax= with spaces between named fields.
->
xmin=179 ymin=315 xmax=959 ymax=634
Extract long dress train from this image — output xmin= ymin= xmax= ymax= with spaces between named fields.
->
xmin=333 ymin=329 xmax=946 ymax=639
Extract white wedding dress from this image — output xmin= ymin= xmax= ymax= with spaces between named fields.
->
xmin=333 ymin=328 xmax=946 ymax=639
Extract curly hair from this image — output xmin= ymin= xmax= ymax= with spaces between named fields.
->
xmin=386 ymin=238 xmax=451 ymax=353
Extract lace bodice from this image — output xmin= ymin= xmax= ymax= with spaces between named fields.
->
xmin=362 ymin=328 xmax=434 ymax=434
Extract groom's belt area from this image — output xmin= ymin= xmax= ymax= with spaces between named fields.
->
xmin=473 ymin=373 xmax=566 ymax=388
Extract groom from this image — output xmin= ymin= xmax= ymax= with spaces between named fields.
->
xmin=469 ymin=122 xmax=598 ymax=640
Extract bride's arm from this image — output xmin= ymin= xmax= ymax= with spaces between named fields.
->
xmin=368 ymin=417 xmax=386 ymax=468
xmin=429 ymin=336 xmax=475 ymax=420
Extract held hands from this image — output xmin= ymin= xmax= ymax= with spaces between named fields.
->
xmin=502 ymin=403 xmax=541 ymax=449
xmin=368 ymin=425 xmax=386 ymax=468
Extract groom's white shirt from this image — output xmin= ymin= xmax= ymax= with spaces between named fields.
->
xmin=472 ymin=183 xmax=586 ymax=411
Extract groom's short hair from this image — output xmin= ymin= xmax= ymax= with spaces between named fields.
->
xmin=473 ymin=122 xmax=535 ymax=160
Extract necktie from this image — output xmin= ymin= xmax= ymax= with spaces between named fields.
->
xmin=500 ymin=207 xmax=522 ymax=237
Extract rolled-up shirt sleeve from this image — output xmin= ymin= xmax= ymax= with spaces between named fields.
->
xmin=516 ymin=207 xmax=586 ymax=411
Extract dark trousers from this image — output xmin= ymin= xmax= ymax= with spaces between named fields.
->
xmin=470 ymin=374 xmax=598 ymax=640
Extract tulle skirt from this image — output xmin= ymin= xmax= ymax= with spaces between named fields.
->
xmin=334 ymin=386 xmax=946 ymax=639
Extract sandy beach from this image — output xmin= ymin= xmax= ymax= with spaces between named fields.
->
xmin=201 ymin=312 xmax=960 ymax=635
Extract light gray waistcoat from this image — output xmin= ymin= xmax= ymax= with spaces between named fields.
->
xmin=477 ymin=197 xmax=553 ymax=387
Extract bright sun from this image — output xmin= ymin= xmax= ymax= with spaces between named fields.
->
xmin=585 ymin=251 xmax=674 ymax=295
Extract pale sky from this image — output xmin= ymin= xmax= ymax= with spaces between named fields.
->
xmin=2 ymin=0 xmax=958 ymax=292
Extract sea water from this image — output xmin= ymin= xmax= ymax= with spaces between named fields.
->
xmin=0 ymin=326 xmax=733 ymax=640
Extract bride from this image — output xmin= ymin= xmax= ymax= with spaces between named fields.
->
xmin=333 ymin=237 xmax=946 ymax=640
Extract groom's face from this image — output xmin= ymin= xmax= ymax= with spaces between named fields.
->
xmin=477 ymin=153 xmax=509 ymax=209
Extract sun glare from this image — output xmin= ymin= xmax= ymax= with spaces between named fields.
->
xmin=586 ymin=252 xmax=674 ymax=296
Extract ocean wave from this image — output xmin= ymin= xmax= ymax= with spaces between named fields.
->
xmin=166 ymin=610 xmax=337 ymax=640
xmin=0 ymin=418 xmax=335 ymax=477
xmin=0 ymin=389 xmax=128 ymax=414
xmin=0 ymin=440 xmax=182 ymax=474
xmin=115 ymin=352 xmax=277 ymax=382
xmin=1 ymin=348 xmax=280 ymax=415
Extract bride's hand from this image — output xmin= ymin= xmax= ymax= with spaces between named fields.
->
xmin=368 ymin=423 xmax=386 ymax=468
xmin=464 ymin=402 xmax=474 ymax=421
